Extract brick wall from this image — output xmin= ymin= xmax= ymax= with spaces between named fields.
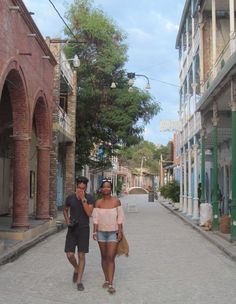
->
xmin=0 ymin=0 xmax=56 ymax=226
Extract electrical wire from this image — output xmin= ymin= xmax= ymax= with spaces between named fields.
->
xmin=48 ymin=0 xmax=79 ymax=42
xmin=149 ymin=78 xmax=180 ymax=88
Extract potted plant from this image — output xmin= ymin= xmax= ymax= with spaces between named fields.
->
xmin=160 ymin=181 xmax=180 ymax=209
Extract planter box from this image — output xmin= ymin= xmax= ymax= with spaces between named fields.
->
xmin=219 ymin=216 xmax=231 ymax=234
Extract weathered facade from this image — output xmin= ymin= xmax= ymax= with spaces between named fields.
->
xmin=47 ymin=40 xmax=77 ymax=217
xmin=176 ymin=0 xmax=236 ymax=240
xmin=0 ymin=0 xmax=56 ymax=227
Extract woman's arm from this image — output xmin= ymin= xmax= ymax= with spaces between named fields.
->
xmin=92 ymin=201 xmax=100 ymax=240
xmin=116 ymin=199 xmax=124 ymax=241
xmin=93 ymin=223 xmax=98 ymax=240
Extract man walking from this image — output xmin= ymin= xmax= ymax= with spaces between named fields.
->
xmin=63 ymin=176 xmax=94 ymax=291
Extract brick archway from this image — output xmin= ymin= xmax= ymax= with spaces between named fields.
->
xmin=33 ymin=91 xmax=51 ymax=220
xmin=0 ymin=61 xmax=30 ymax=228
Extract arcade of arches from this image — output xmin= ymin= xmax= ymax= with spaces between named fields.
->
xmin=0 ymin=64 xmax=54 ymax=228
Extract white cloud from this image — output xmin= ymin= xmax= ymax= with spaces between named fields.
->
xmin=165 ymin=21 xmax=179 ymax=32
xmin=127 ymin=27 xmax=153 ymax=42
xmin=150 ymin=12 xmax=179 ymax=33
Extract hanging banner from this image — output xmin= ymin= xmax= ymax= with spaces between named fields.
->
xmin=160 ymin=120 xmax=181 ymax=132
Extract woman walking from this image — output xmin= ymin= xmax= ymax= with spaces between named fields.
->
xmin=92 ymin=179 xmax=124 ymax=294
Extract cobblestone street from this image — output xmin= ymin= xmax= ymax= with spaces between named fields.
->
xmin=1 ymin=194 xmax=236 ymax=304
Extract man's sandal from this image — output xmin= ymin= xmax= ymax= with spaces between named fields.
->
xmin=72 ymin=272 xmax=78 ymax=283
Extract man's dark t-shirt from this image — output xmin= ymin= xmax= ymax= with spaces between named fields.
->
xmin=66 ymin=193 xmax=94 ymax=228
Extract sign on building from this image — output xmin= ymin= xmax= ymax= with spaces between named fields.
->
xmin=160 ymin=120 xmax=181 ymax=132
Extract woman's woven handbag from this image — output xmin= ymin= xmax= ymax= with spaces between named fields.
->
xmin=116 ymin=233 xmax=129 ymax=257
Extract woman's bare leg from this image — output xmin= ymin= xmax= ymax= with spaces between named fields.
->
xmin=106 ymin=242 xmax=117 ymax=288
xmin=98 ymin=242 xmax=109 ymax=284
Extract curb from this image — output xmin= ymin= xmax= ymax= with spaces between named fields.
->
xmin=0 ymin=223 xmax=66 ymax=266
xmin=160 ymin=201 xmax=236 ymax=262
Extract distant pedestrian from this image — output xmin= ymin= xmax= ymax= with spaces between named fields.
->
xmin=218 ymin=186 xmax=223 ymax=216
xmin=92 ymin=178 xmax=124 ymax=294
xmin=198 ymin=182 xmax=201 ymax=209
xmin=63 ymin=176 xmax=94 ymax=291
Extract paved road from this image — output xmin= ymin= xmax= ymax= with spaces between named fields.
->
xmin=0 ymin=194 xmax=236 ymax=304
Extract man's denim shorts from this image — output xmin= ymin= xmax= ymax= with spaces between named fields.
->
xmin=97 ymin=231 xmax=118 ymax=243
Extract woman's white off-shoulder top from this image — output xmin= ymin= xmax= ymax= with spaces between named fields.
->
xmin=92 ymin=206 xmax=124 ymax=231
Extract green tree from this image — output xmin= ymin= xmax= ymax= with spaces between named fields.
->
xmin=64 ymin=0 xmax=160 ymax=171
xmin=153 ymin=145 xmax=169 ymax=161
xmin=119 ymin=140 xmax=160 ymax=175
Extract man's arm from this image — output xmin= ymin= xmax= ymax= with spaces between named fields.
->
xmin=82 ymin=200 xmax=93 ymax=217
xmin=63 ymin=205 xmax=70 ymax=225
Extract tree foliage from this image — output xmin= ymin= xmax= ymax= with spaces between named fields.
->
xmin=118 ymin=140 xmax=160 ymax=175
xmin=64 ymin=0 xmax=160 ymax=171
xmin=160 ymin=181 xmax=180 ymax=202
xmin=153 ymin=145 xmax=170 ymax=161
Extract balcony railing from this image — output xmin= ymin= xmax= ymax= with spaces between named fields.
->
xmin=179 ymin=28 xmax=200 ymax=86
xmin=60 ymin=51 xmax=74 ymax=87
xmin=215 ymin=39 xmax=231 ymax=75
xmin=58 ymin=108 xmax=72 ymax=134
xmin=181 ymin=111 xmax=201 ymax=147
xmin=202 ymin=38 xmax=233 ymax=93
xmin=192 ymin=27 xmax=200 ymax=55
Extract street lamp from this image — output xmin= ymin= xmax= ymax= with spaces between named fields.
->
xmin=66 ymin=54 xmax=80 ymax=68
xmin=127 ymin=73 xmax=151 ymax=91
xmin=110 ymin=72 xmax=151 ymax=91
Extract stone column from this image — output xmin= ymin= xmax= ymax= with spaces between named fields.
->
xmin=49 ymin=130 xmax=58 ymax=218
xmin=179 ymin=152 xmax=183 ymax=211
xmin=199 ymin=14 xmax=204 ymax=94
xmin=230 ymin=79 xmax=236 ymax=241
xmin=192 ymin=142 xmax=199 ymax=219
xmin=186 ymin=16 xmax=189 ymax=55
xmin=36 ymin=146 xmax=50 ymax=220
xmin=212 ymin=0 xmax=217 ymax=76
xmin=12 ymin=135 xmax=30 ymax=228
xmin=187 ymin=145 xmax=193 ymax=216
xmin=181 ymin=33 xmax=184 ymax=66
xmin=183 ymin=147 xmax=188 ymax=213
xmin=230 ymin=0 xmax=236 ymax=54
xmin=191 ymin=81 xmax=197 ymax=129
xmin=191 ymin=0 xmax=195 ymax=51
xmin=200 ymin=129 xmax=206 ymax=204
xmin=212 ymin=102 xmax=219 ymax=230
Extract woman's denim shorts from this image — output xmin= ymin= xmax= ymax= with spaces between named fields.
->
xmin=97 ymin=231 xmax=118 ymax=243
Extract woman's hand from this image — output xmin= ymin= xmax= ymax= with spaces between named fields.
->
xmin=117 ymin=230 xmax=123 ymax=241
xmin=93 ymin=232 xmax=97 ymax=240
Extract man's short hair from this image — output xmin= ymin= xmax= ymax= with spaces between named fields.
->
xmin=76 ymin=176 xmax=89 ymax=185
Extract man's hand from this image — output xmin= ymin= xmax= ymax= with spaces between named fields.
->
xmin=76 ymin=188 xmax=86 ymax=201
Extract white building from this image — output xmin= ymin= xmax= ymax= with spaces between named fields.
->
xmin=176 ymin=0 xmax=236 ymax=240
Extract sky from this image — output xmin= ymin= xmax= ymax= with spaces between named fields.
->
xmin=24 ymin=0 xmax=185 ymax=145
